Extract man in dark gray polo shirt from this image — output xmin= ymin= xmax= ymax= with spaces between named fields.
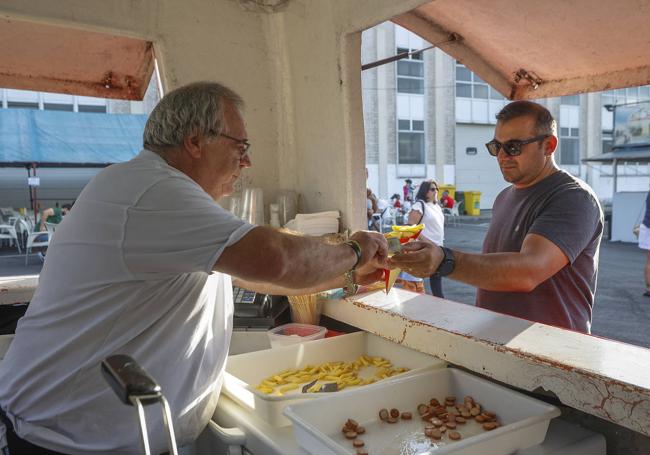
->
xmin=392 ymin=101 xmax=603 ymax=333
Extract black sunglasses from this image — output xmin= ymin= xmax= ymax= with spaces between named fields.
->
xmin=220 ymin=133 xmax=251 ymax=155
xmin=485 ymin=134 xmax=549 ymax=157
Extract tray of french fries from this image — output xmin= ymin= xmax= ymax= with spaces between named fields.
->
xmin=223 ymin=331 xmax=446 ymax=426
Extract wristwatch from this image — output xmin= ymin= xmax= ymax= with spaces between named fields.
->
xmin=434 ymin=246 xmax=455 ymax=277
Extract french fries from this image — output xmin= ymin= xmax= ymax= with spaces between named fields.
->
xmin=255 ymin=355 xmax=410 ymax=395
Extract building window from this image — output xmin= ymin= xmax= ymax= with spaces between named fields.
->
xmin=455 ymin=62 xmax=503 ymax=100
xmin=561 ymin=95 xmax=580 ymax=106
xmin=78 ymin=104 xmax=107 ymax=113
xmin=44 ymin=103 xmax=74 ymax=112
xmin=7 ymin=101 xmax=38 ymax=109
xmin=396 ymin=48 xmax=424 ymax=95
xmin=602 ymin=131 xmax=613 ymax=154
xmin=398 ymin=119 xmax=425 ymax=164
xmin=602 ymin=85 xmax=650 ymax=107
xmin=559 ymin=127 xmax=580 ymax=165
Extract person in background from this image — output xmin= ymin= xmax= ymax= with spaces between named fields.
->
xmin=390 ymin=193 xmax=402 ymax=209
xmin=0 ymin=82 xmax=388 ymax=455
xmin=440 ymin=190 xmax=455 ymax=210
xmin=392 ymin=100 xmax=603 ymax=333
xmin=37 ymin=203 xmax=72 ymax=232
xmin=407 ymin=179 xmax=445 ymax=297
xmin=366 ymin=168 xmax=379 ymax=230
xmin=638 ymin=189 xmax=650 ymax=297
xmin=34 ymin=202 xmax=73 ymax=262
xmin=367 ymin=188 xmax=379 ymax=230
xmin=403 ymin=179 xmax=414 ymax=202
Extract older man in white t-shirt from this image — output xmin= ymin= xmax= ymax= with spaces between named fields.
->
xmin=0 ymin=82 xmax=387 ymax=454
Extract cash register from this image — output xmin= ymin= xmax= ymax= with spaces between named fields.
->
xmin=232 ymin=285 xmax=289 ymax=330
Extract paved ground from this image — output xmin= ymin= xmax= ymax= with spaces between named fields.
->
xmin=2 ymin=219 xmax=649 ymax=348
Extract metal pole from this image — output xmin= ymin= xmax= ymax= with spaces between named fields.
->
xmin=25 ymin=165 xmax=33 ymax=222
xmin=159 ymin=396 xmax=179 ymax=455
xmin=612 ymin=158 xmax=618 ymax=194
xmin=131 ymin=397 xmax=152 ymax=455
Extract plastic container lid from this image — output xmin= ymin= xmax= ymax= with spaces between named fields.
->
xmin=267 ymin=323 xmax=327 ymax=348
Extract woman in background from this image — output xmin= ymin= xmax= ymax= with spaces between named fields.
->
xmin=638 ymin=189 xmax=650 ymax=297
xmin=408 ymin=180 xmax=445 ymax=297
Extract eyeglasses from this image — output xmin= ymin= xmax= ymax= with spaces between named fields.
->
xmin=485 ymin=134 xmax=549 ymax=157
xmin=220 ymin=133 xmax=251 ymax=157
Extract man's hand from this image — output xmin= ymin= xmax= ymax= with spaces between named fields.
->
xmin=390 ymin=241 xmax=443 ymax=278
xmin=350 ymin=230 xmax=389 ymax=269
xmin=353 ymin=267 xmax=384 ymax=285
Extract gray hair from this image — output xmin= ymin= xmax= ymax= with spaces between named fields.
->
xmin=143 ymin=81 xmax=244 ymax=150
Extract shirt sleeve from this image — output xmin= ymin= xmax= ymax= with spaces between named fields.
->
xmin=410 ymin=201 xmax=424 ymax=213
xmin=527 ymin=188 xmax=602 ymax=263
xmin=123 ymin=177 xmax=255 ymax=278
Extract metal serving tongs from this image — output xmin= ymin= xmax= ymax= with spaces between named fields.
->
xmin=101 ymin=355 xmax=179 ymax=455
xmin=301 ymin=379 xmax=339 ymax=393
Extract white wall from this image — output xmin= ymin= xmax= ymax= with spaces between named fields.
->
xmin=611 ymin=191 xmax=647 ymax=242
xmin=455 ymin=124 xmax=508 ymax=208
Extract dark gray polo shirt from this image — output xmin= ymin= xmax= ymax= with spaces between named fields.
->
xmin=477 ymin=170 xmax=603 ymax=333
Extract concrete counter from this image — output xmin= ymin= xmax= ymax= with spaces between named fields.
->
xmin=322 ymin=289 xmax=650 ymax=438
xmin=0 ymin=275 xmax=38 ymax=306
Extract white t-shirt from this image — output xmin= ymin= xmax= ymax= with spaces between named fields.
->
xmin=410 ymin=200 xmax=445 ymax=246
xmin=0 ymin=150 xmax=255 ymax=454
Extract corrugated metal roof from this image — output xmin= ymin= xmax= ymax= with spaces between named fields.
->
xmin=0 ymin=109 xmax=146 ymax=167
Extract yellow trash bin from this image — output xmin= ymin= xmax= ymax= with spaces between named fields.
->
xmin=465 ymin=191 xmax=482 ymax=216
xmin=438 ymin=184 xmax=456 ymax=201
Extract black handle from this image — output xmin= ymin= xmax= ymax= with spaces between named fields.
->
xmin=101 ymin=354 xmax=161 ymax=405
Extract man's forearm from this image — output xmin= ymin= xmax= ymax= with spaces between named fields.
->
xmin=451 ymin=250 xmax=540 ymax=292
xmin=273 ymin=234 xmax=357 ymax=288
xmin=215 ymin=227 xmax=357 ymax=287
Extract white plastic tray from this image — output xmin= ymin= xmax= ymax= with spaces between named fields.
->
xmin=284 ymin=368 xmax=561 ymax=455
xmin=223 ymin=331 xmax=445 ymax=427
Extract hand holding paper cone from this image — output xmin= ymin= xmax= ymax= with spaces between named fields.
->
xmin=382 ymin=224 xmax=424 ymax=293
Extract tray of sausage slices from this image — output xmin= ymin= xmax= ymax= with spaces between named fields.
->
xmin=284 ymin=367 xmax=560 ymax=455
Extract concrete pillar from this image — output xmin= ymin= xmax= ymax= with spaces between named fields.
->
xmin=426 ymin=48 xmax=454 ymax=184
xmin=581 ymin=92 xmax=602 ymax=186
xmin=376 ymin=23 xmax=395 ymax=199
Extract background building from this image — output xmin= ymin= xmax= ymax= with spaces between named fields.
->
xmin=0 ymin=76 xmax=160 ymax=209
xmin=363 ymin=22 xmax=650 ymax=210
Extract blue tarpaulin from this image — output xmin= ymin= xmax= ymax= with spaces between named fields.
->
xmin=0 ymin=109 xmax=146 ymax=167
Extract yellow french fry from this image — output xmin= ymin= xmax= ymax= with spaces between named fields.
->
xmin=279 ymin=383 xmax=299 ymax=393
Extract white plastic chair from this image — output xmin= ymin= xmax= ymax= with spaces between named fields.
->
xmin=0 ymin=223 xmax=20 ymax=253
xmin=445 ymin=200 xmax=463 ymax=227
xmin=17 ymin=219 xmax=50 ymax=265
